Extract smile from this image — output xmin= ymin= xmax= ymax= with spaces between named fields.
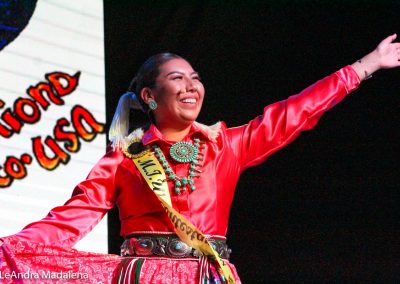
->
xmin=180 ymin=98 xmax=197 ymax=104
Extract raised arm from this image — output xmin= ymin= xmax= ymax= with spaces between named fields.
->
xmin=228 ymin=34 xmax=399 ymax=171
xmin=227 ymin=66 xmax=360 ymax=170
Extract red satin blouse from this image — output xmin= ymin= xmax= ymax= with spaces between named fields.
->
xmin=13 ymin=66 xmax=360 ymax=247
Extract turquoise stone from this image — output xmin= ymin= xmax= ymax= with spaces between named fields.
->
xmin=152 ymin=139 xmax=203 ymax=196
xmin=169 ymin=141 xmax=198 ymax=163
xmin=181 ymin=177 xmax=188 ymax=185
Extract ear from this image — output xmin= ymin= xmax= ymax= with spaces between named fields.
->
xmin=140 ymin=87 xmax=154 ymax=104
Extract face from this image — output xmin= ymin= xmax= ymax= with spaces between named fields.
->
xmin=143 ymin=58 xmax=205 ymax=128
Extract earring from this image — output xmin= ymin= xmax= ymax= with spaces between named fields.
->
xmin=149 ymin=99 xmax=158 ymax=110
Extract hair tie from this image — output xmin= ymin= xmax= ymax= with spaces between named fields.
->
xmin=109 ymin=91 xmax=144 ymax=149
xmin=129 ymin=92 xmax=145 ymax=112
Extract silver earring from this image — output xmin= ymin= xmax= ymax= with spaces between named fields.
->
xmin=149 ymin=99 xmax=157 ymax=110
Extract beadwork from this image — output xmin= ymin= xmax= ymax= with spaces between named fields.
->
xmin=153 ymin=138 xmax=203 ymax=194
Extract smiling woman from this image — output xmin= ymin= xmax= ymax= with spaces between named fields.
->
xmin=1 ymin=36 xmax=400 ymax=283
xmin=140 ymin=57 xmax=205 ymax=141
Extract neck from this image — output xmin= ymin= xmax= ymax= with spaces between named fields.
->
xmin=155 ymin=122 xmax=193 ymax=141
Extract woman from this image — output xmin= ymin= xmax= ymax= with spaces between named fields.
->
xmin=0 ymin=34 xmax=399 ymax=283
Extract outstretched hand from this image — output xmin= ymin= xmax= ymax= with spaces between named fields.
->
xmin=351 ymin=33 xmax=400 ymax=81
xmin=374 ymin=33 xmax=400 ymax=69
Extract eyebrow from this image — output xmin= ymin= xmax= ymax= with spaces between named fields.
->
xmin=165 ymin=71 xmax=200 ymax=77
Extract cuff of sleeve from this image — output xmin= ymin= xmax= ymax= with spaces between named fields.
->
xmin=336 ymin=65 xmax=362 ymax=94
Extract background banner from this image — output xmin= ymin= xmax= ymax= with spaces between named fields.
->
xmin=0 ymin=0 xmax=107 ymax=253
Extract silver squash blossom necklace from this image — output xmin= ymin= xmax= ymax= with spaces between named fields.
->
xmin=153 ymin=138 xmax=204 ymax=194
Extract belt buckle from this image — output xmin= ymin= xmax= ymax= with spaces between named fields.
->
xmin=121 ymin=235 xmax=230 ymax=259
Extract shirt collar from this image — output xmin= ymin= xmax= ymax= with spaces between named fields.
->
xmin=141 ymin=121 xmax=221 ymax=145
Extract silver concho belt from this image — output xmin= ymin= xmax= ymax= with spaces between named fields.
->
xmin=121 ymin=235 xmax=231 ymax=259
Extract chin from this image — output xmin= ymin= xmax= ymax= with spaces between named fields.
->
xmin=179 ymin=111 xmax=200 ymax=122
xmin=176 ymin=115 xmax=197 ymax=125
xmin=181 ymin=117 xmax=197 ymax=124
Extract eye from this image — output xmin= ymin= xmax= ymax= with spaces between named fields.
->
xmin=192 ymin=75 xmax=202 ymax=81
xmin=172 ymin=76 xmax=183 ymax=80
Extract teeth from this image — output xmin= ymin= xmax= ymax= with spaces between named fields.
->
xmin=181 ymin=98 xmax=196 ymax=104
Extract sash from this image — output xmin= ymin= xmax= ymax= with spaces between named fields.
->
xmin=131 ymin=151 xmax=236 ymax=284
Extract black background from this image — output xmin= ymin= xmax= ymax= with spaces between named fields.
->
xmin=104 ymin=1 xmax=400 ymax=282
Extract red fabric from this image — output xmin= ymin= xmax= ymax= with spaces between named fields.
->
xmin=0 ymin=237 xmax=241 ymax=284
xmin=113 ymin=257 xmax=241 ymax=284
xmin=0 ymin=237 xmax=121 ymax=283
xmin=1 ymin=66 xmax=360 ymax=282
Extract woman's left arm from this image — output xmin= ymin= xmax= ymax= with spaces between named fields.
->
xmin=228 ymin=34 xmax=399 ymax=171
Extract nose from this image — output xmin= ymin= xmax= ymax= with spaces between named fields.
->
xmin=185 ymin=78 xmax=197 ymax=92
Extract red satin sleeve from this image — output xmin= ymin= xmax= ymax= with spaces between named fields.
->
xmin=11 ymin=148 xmax=124 ymax=247
xmin=227 ymin=65 xmax=361 ymax=171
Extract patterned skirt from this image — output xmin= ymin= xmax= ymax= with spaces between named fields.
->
xmin=0 ymin=237 xmax=241 ymax=284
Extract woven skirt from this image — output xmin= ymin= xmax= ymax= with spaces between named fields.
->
xmin=0 ymin=237 xmax=241 ymax=283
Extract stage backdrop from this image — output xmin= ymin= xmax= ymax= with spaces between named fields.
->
xmin=0 ymin=0 xmax=107 ymax=253
xmin=104 ymin=1 xmax=400 ymax=282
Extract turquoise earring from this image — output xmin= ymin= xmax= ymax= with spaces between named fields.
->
xmin=149 ymin=99 xmax=157 ymax=110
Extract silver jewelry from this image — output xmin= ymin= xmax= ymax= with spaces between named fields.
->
xmin=149 ymin=99 xmax=157 ymax=110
